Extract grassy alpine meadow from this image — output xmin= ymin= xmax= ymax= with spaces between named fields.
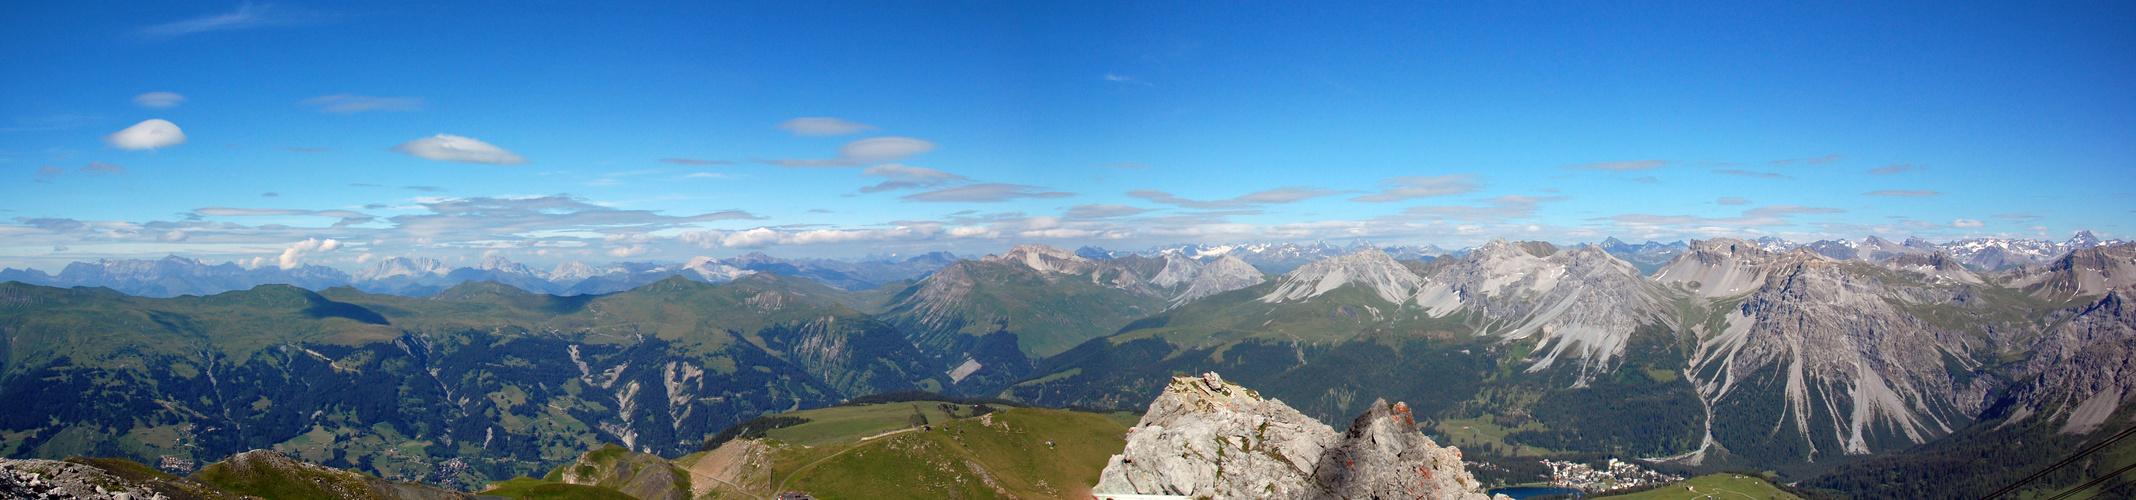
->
xmin=767 ymin=407 xmax=1129 ymax=500
xmin=1591 ymin=473 xmax=1802 ymax=500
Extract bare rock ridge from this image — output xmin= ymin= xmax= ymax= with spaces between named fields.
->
xmin=1995 ymin=287 xmax=2136 ymax=434
xmin=1094 ymin=373 xmax=1498 ymax=500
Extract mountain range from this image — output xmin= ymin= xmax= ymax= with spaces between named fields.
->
xmin=2 ymin=234 xmax=2133 ymax=499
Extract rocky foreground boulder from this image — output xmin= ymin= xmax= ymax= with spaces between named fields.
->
xmin=1094 ymin=372 xmax=1500 ymax=500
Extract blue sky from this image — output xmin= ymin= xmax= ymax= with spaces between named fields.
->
xmin=2 ymin=1 xmax=2131 ymax=270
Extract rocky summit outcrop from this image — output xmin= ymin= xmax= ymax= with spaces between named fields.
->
xmin=1 ymin=457 xmax=243 ymax=500
xmin=552 ymin=444 xmax=690 ymax=500
xmin=1313 ymin=400 xmax=1492 ymax=499
xmin=194 ymin=450 xmax=469 ymax=500
xmin=1094 ymin=373 xmax=1497 ymax=500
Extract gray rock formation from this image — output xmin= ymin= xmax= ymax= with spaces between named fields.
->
xmin=1413 ymin=240 xmax=1672 ymax=386
xmin=554 ymin=444 xmax=690 ymax=500
xmin=1313 ymin=400 xmax=1493 ymax=499
xmin=1094 ymin=373 xmax=1497 ymax=500
xmin=1996 ymin=287 xmax=2136 ymax=434
xmin=1685 ymin=252 xmax=1981 ymax=462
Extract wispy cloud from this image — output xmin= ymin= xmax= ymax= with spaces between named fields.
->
xmin=1564 ymin=159 xmax=1669 ymax=172
xmin=1104 ymin=74 xmax=1151 ymax=86
xmin=776 ymin=117 xmax=876 ymax=136
xmin=658 ymin=158 xmax=733 ymax=166
xmin=390 ymin=134 xmax=529 ymax=165
xmin=1865 ymin=190 xmax=1939 ymax=197
xmin=1953 ymin=219 xmax=1985 ymax=228
xmin=194 ymin=206 xmax=377 ymax=227
xmin=403 ymin=186 xmax=446 ymax=192
xmin=857 ymin=164 xmax=971 ymax=193
xmin=1065 ymin=204 xmax=1150 ymax=219
xmin=758 ymin=136 xmax=937 ymax=167
xmin=32 ymin=162 xmax=129 ymax=181
xmin=142 ymin=3 xmax=320 ymax=38
xmin=1768 ymin=154 xmax=1843 ymax=166
xmin=1350 ymin=175 xmax=1480 ymax=202
xmin=1398 ymin=195 xmax=1565 ymax=223
xmin=1717 ymin=197 xmax=1750 ymax=205
xmin=281 ymin=147 xmax=330 ymax=153
xmin=302 ymin=95 xmax=423 ymax=113
xmin=1099 ymin=162 xmax=1150 ymax=170
xmin=133 ymin=92 xmax=186 ymax=109
xmin=1599 ymin=204 xmax=1842 ymax=228
xmin=1742 ymin=205 xmax=1844 ymax=218
xmin=1713 ymin=169 xmax=1791 ymax=180
xmin=1130 ymin=186 xmax=1345 ymax=209
xmin=1868 ymin=162 xmax=1922 ymax=175
xmin=80 ymin=162 xmax=127 ymax=176
xmin=902 ymin=183 xmax=1073 ymax=202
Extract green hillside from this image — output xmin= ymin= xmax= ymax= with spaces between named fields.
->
xmin=0 ymin=274 xmax=947 ymax=490
xmin=1591 ymin=473 xmax=1802 ymax=499
xmin=766 ymin=407 xmax=1128 ymax=500
xmin=877 ymin=259 xmax=1168 ymax=395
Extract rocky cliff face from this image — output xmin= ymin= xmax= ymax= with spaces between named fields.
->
xmin=2002 ymin=242 xmax=2136 ymax=301
xmin=1165 ymin=255 xmax=1266 ymax=308
xmin=552 ymin=444 xmax=689 ymax=500
xmin=1993 ymin=288 xmax=2136 ymax=434
xmin=1312 ymin=400 xmax=1492 ymax=499
xmin=1686 ymin=253 xmax=1981 ymax=462
xmin=1415 ymin=240 xmax=1672 ymax=386
xmin=1261 ymin=247 xmax=1428 ymax=304
xmin=1094 ymin=373 xmax=1496 ymax=500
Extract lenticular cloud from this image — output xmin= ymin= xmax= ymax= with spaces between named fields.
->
xmin=103 ymin=119 xmax=188 ymax=150
xmin=390 ymin=134 xmax=530 ymax=165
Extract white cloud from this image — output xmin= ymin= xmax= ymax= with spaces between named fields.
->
xmin=1104 ymin=74 xmax=1150 ymax=86
xmin=1130 ymin=186 xmax=1344 ymax=209
xmin=1351 ymin=175 xmax=1480 ymax=202
xmin=1066 ymin=204 xmax=1150 ymax=218
xmin=80 ymin=162 xmax=127 ymax=176
xmin=659 ymin=158 xmax=733 ymax=166
xmin=1717 ymin=197 xmax=1750 ymax=205
xmin=858 ymin=164 xmax=971 ymax=193
xmin=1953 ymin=219 xmax=1985 ymax=228
xmin=687 ymin=225 xmax=945 ymax=249
xmin=302 ymin=95 xmax=423 ymax=113
xmin=759 ymin=136 xmax=937 ymax=167
xmin=608 ymin=246 xmax=650 ymax=257
xmin=1768 ymin=154 xmax=1843 ymax=166
xmin=391 ymin=134 xmax=529 ymax=165
xmin=1864 ymin=190 xmax=1940 ymax=197
xmin=104 ymin=119 xmax=187 ymax=150
xmin=1565 ymin=159 xmax=1669 ymax=172
xmin=903 ymin=183 xmax=1074 ymax=202
xmin=776 ymin=117 xmax=877 ymax=136
xmin=840 ymin=137 xmax=936 ymax=163
xmin=1713 ymin=169 xmax=1791 ymax=180
xmin=141 ymin=3 xmax=315 ymax=37
xmin=277 ymin=238 xmax=342 ymax=269
xmin=1399 ymin=195 xmax=1566 ymax=222
xmin=1869 ymin=163 xmax=1922 ymax=175
xmin=1742 ymin=205 xmax=1844 ymax=218
xmin=133 ymin=92 xmax=186 ymax=108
